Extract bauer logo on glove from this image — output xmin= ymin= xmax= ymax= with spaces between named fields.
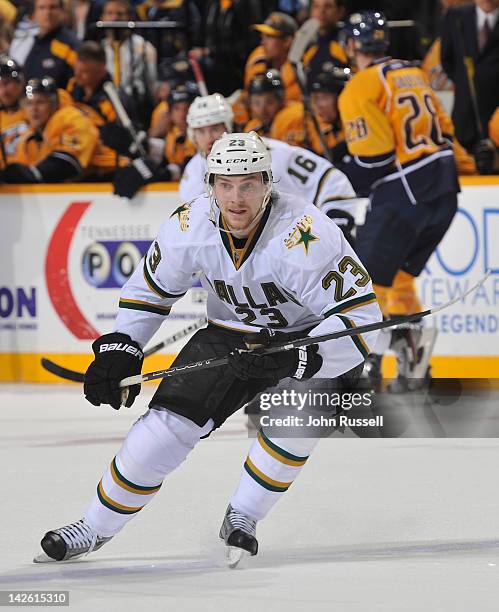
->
xmin=84 ymin=332 xmax=144 ymax=410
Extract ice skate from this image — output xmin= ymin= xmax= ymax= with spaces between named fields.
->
xmin=360 ymin=353 xmax=382 ymax=392
xmin=219 ymin=504 xmax=258 ymax=568
xmin=33 ymin=519 xmax=112 ymax=563
xmin=388 ymin=324 xmax=437 ymax=394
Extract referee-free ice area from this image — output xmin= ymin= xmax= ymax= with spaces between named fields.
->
xmin=2 ymin=383 xmax=499 ymax=612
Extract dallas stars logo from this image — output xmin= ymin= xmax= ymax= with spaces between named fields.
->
xmin=296 ymin=226 xmax=319 ymax=254
xmin=284 ymin=215 xmax=319 ymax=255
xmin=170 ymin=201 xmax=192 ymax=232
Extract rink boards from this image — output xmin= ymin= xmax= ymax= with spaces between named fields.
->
xmin=0 ymin=178 xmax=498 ymax=382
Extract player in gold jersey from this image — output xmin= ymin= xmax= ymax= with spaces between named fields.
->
xmin=0 ymin=58 xmax=29 ymax=169
xmin=338 ymin=11 xmax=459 ymax=391
xmin=3 ymin=77 xmax=98 ymax=182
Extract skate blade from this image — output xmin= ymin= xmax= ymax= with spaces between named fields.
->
xmin=33 ymin=552 xmax=59 ymax=563
xmin=225 ymin=546 xmax=247 ymax=569
xmin=33 ymin=552 xmax=85 ymax=564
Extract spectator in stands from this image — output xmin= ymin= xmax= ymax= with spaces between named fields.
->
xmin=303 ymin=0 xmax=349 ymax=83
xmin=70 ymin=0 xmax=93 ymax=40
xmin=244 ymin=69 xmax=292 ymax=136
xmin=245 ymin=69 xmax=332 ymax=157
xmin=67 ymin=41 xmax=133 ymax=179
xmin=138 ymin=0 xmax=202 ymax=73
xmin=422 ymin=0 xmax=471 ymax=92
xmin=147 ymin=58 xmax=194 ymax=138
xmin=23 ymin=0 xmax=81 ymax=88
xmin=0 ymin=57 xmax=29 ymax=169
xmin=2 ymin=76 xmax=98 ymax=182
xmin=308 ymin=66 xmax=348 ymax=155
xmin=103 ymin=83 xmax=197 ymax=198
xmin=163 ymin=82 xmax=196 ymax=167
xmin=99 ymin=0 xmax=157 ymax=109
xmin=245 ymin=11 xmax=300 ymax=102
xmin=0 ymin=0 xmax=15 ymax=52
xmin=193 ymin=0 xmax=263 ymax=96
xmin=9 ymin=3 xmax=39 ymax=67
xmin=441 ymin=0 xmax=499 ymax=165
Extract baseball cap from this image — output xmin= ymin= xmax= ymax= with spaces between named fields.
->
xmin=252 ymin=12 xmax=298 ymax=38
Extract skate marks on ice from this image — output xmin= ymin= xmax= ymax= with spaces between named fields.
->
xmin=3 ymin=537 xmax=499 ymax=586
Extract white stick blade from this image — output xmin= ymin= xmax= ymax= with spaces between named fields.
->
xmin=288 ymin=18 xmax=320 ymax=65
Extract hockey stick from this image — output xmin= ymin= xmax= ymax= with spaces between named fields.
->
xmin=103 ymin=80 xmax=148 ymax=157
xmin=188 ymin=51 xmax=209 ymax=97
xmin=119 ymin=272 xmax=491 ymax=388
xmin=288 ymin=18 xmax=333 ymax=163
xmin=41 ymin=317 xmax=208 ymax=383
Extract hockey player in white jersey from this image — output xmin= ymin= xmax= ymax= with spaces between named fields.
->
xmin=35 ymin=132 xmax=381 ymax=567
xmin=182 ymin=93 xmax=362 ymax=243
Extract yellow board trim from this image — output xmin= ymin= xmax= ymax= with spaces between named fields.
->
xmin=0 ymin=177 xmax=493 ymax=195
xmin=459 ymin=176 xmax=499 ymax=186
xmin=0 ymin=183 xmax=179 ymax=194
xmin=1 ymin=353 xmax=498 ymax=383
xmin=0 ymin=353 xmax=176 ymax=383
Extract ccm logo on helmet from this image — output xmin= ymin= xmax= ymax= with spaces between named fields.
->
xmin=227 ymin=158 xmax=248 ymax=163
xmin=99 ymin=343 xmax=144 ymax=359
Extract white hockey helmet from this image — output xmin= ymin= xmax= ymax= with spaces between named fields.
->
xmin=187 ymin=94 xmax=234 ymax=139
xmin=205 ymin=131 xmax=272 ymax=180
xmin=205 ymin=132 xmax=273 ymax=230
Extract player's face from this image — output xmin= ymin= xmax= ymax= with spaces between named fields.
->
xmin=311 ymin=0 xmax=341 ymax=29
xmin=34 ymin=0 xmax=64 ymax=34
xmin=250 ymin=93 xmax=282 ymax=126
xmin=25 ymin=93 xmax=56 ymax=130
xmin=193 ymin=123 xmax=226 ymax=156
xmin=170 ymin=101 xmax=189 ymax=132
xmin=0 ymin=77 xmax=24 ymax=108
xmin=214 ymin=173 xmax=267 ymax=235
xmin=74 ymin=59 xmax=107 ymax=89
xmin=261 ymin=34 xmax=291 ymax=60
xmin=311 ymin=91 xmax=338 ymax=123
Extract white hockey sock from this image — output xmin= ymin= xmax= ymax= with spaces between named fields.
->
xmin=84 ymin=408 xmax=213 ymax=537
xmin=230 ymin=430 xmax=319 ymax=521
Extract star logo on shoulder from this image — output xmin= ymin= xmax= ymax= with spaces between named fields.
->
xmin=296 ymin=227 xmax=319 ymax=254
xmin=284 ymin=214 xmax=320 ymax=255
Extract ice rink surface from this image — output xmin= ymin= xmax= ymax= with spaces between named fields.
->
xmin=2 ymin=383 xmax=499 ymax=611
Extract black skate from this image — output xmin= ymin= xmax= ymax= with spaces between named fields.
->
xmin=219 ymin=504 xmax=258 ymax=568
xmin=388 ymin=324 xmax=436 ymax=394
xmin=359 ymin=353 xmax=382 ymax=392
xmin=33 ymin=519 xmax=112 ymax=563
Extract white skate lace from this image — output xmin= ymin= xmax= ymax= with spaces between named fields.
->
xmin=56 ymin=520 xmax=99 ymax=556
xmin=227 ymin=507 xmax=256 ymax=537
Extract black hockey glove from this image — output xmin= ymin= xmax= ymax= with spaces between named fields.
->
xmin=472 ymin=139 xmax=496 ymax=174
xmin=113 ymin=158 xmax=161 ymax=199
xmin=227 ymin=329 xmax=323 ymax=381
xmin=99 ymin=123 xmax=148 ymax=157
xmin=84 ymin=332 xmax=144 ymax=410
xmin=2 ymin=163 xmax=41 ymax=183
